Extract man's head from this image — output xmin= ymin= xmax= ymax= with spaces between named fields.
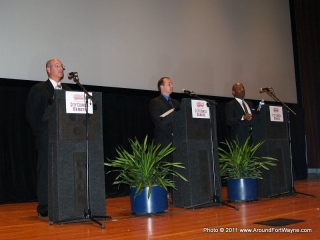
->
xmin=46 ymin=58 xmax=65 ymax=82
xmin=232 ymin=82 xmax=246 ymax=100
xmin=157 ymin=77 xmax=173 ymax=96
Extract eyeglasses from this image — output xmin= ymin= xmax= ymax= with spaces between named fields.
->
xmin=50 ymin=64 xmax=65 ymax=70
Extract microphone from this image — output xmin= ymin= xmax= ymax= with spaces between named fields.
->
xmin=68 ymin=72 xmax=78 ymax=79
xmin=260 ymin=87 xmax=272 ymax=92
xmin=182 ymin=89 xmax=194 ymax=95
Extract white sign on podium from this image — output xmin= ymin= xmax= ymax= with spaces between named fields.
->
xmin=269 ymin=105 xmax=284 ymax=122
xmin=65 ymin=91 xmax=93 ymax=114
xmin=191 ymin=99 xmax=210 ymax=119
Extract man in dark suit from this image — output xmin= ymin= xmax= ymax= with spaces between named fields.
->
xmin=225 ymin=82 xmax=253 ymax=145
xmin=26 ymin=58 xmax=71 ymax=218
xmin=149 ymin=77 xmax=180 ymax=150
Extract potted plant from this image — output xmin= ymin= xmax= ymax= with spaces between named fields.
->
xmin=218 ymin=135 xmax=277 ymax=202
xmin=105 ymin=135 xmax=187 ymax=214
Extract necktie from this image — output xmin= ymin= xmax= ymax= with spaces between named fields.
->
xmin=168 ymin=97 xmax=173 ymax=107
xmin=56 ymin=82 xmax=62 ymax=90
xmin=242 ymin=100 xmax=248 ymax=114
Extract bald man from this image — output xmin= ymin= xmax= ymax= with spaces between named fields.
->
xmin=26 ymin=58 xmax=71 ymax=218
xmin=225 ymin=82 xmax=253 ymax=145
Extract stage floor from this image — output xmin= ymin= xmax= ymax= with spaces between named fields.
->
xmin=0 ymin=179 xmax=319 ymax=239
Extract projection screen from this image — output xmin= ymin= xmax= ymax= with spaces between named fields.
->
xmin=0 ymin=0 xmax=297 ymax=103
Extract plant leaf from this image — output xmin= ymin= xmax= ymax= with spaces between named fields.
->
xmin=105 ymin=135 xmax=188 ymax=198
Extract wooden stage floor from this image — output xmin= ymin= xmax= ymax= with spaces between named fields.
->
xmin=0 ymin=179 xmax=319 ymax=239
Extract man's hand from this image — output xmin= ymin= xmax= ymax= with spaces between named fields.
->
xmin=243 ymin=113 xmax=252 ymax=121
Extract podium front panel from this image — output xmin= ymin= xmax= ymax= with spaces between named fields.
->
xmin=253 ymin=105 xmax=291 ymax=197
xmin=58 ymin=100 xmax=102 ymax=141
xmin=172 ymin=98 xmax=222 ymax=207
xmin=48 ymin=91 xmax=106 ymax=222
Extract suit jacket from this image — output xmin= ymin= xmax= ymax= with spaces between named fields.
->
xmin=26 ymin=79 xmax=71 ymax=149
xmin=225 ymin=98 xmax=254 ymax=145
xmin=149 ymin=94 xmax=180 ymax=147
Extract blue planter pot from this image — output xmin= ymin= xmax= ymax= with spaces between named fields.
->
xmin=227 ymin=178 xmax=258 ymax=202
xmin=130 ymin=185 xmax=168 ymax=214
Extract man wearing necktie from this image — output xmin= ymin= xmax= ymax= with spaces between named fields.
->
xmin=149 ymin=77 xmax=180 ymax=152
xmin=26 ymin=58 xmax=71 ymax=218
xmin=225 ymin=82 xmax=253 ymax=145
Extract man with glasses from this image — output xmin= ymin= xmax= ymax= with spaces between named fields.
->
xmin=26 ymin=58 xmax=71 ymax=218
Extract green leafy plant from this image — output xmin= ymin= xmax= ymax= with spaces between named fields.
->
xmin=105 ymin=135 xmax=188 ymax=198
xmin=218 ymin=135 xmax=277 ymax=180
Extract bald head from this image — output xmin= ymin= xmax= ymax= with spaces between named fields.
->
xmin=232 ymin=82 xmax=246 ymax=99
xmin=45 ymin=58 xmax=65 ymax=82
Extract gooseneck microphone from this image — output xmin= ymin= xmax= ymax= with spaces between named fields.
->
xmin=68 ymin=72 xmax=78 ymax=79
xmin=182 ymin=89 xmax=194 ymax=95
xmin=260 ymin=87 xmax=272 ymax=92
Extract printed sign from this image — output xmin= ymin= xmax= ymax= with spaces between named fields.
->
xmin=191 ymin=100 xmax=210 ymax=119
xmin=65 ymin=91 xmax=93 ymax=114
xmin=269 ymin=106 xmax=284 ymax=122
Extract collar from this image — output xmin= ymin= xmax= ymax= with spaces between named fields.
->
xmin=235 ymin=97 xmax=245 ymax=104
xmin=161 ymin=94 xmax=171 ymax=101
xmin=49 ymin=79 xmax=61 ymax=89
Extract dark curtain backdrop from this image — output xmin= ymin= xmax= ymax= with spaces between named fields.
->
xmin=0 ymin=79 xmax=158 ymax=203
xmin=0 ymin=84 xmax=38 ymax=203
xmin=293 ymin=0 xmax=320 ymax=168
xmin=0 ymin=77 xmax=307 ymax=204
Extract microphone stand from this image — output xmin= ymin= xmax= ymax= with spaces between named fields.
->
xmin=183 ymin=92 xmax=238 ymax=210
xmin=53 ymin=73 xmax=111 ymax=228
xmin=261 ymin=89 xmax=316 ymax=198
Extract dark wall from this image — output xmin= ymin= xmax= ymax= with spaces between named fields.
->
xmin=292 ymin=0 xmax=320 ymax=168
xmin=0 ymin=78 xmax=307 ymax=203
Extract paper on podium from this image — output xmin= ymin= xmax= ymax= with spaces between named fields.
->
xmin=160 ymin=108 xmax=175 ymax=118
xmin=160 ymin=108 xmax=176 ymax=125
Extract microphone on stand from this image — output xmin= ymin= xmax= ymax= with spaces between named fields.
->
xmin=68 ymin=72 xmax=78 ymax=80
xmin=260 ymin=87 xmax=272 ymax=92
xmin=182 ymin=89 xmax=195 ymax=95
